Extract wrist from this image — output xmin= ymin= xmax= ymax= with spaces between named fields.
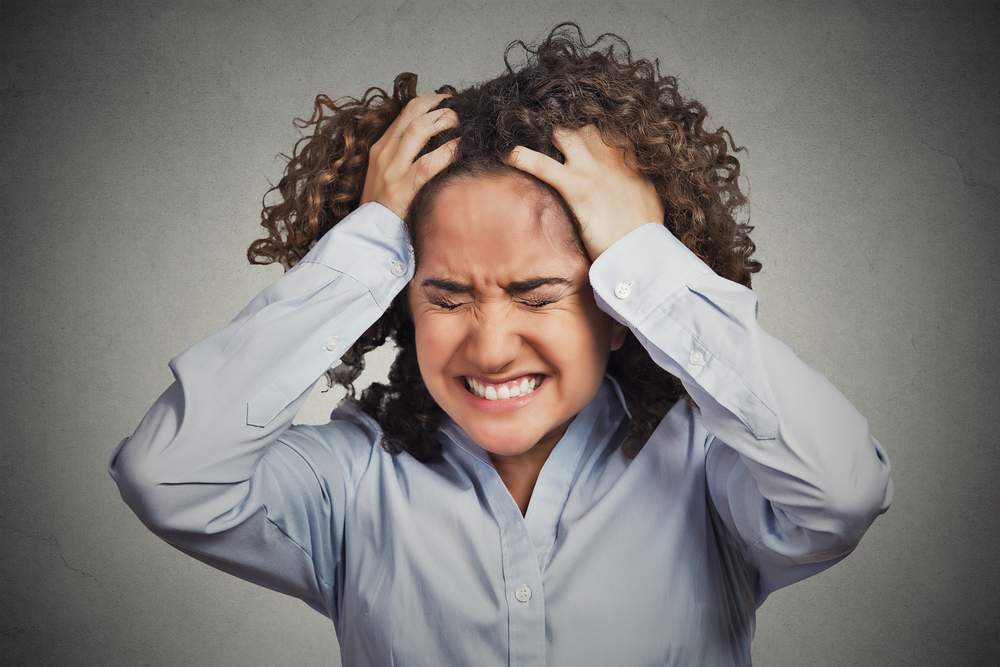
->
xmin=585 ymin=218 xmax=657 ymax=262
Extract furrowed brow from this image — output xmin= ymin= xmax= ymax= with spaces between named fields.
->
xmin=421 ymin=278 xmax=473 ymax=293
xmin=506 ymin=277 xmax=571 ymax=294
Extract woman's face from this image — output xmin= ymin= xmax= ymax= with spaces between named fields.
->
xmin=408 ymin=174 xmax=626 ymax=458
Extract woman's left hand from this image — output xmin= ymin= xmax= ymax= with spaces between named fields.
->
xmin=508 ymin=126 xmax=664 ymax=262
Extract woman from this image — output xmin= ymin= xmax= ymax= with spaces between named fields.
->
xmin=111 ymin=24 xmax=892 ymax=665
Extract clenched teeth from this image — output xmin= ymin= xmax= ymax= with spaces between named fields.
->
xmin=465 ymin=375 xmax=541 ymax=400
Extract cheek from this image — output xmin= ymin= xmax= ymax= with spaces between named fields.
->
xmin=412 ymin=315 xmax=458 ymax=390
xmin=408 ymin=289 xmax=438 ymax=377
xmin=580 ymin=321 xmax=614 ymax=374
xmin=578 ymin=296 xmax=617 ymax=359
xmin=540 ymin=308 xmax=616 ymax=380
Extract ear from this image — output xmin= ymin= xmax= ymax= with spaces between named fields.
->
xmin=610 ymin=321 xmax=628 ymax=351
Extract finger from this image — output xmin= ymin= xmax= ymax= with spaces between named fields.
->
xmin=508 ymin=145 xmax=571 ymax=192
xmin=370 ymin=94 xmax=453 ymax=161
xmin=412 ymin=138 xmax=459 ymax=191
xmin=396 ymin=108 xmax=458 ymax=161
xmin=387 ymin=94 xmax=454 ymax=143
xmin=551 ymin=125 xmax=611 ymax=167
xmin=398 ymin=93 xmax=453 ymax=122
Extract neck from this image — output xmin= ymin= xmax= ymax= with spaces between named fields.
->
xmin=488 ymin=425 xmax=567 ymax=516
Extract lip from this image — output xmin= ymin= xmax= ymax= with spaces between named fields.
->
xmin=453 ymin=375 xmax=545 ymax=413
xmin=463 ymin=372 xmax=542 ymax=386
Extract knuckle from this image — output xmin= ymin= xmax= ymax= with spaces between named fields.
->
xmin=413 ymin=158 xmax=434 ymax=180
xmin=398 ymin=98 xmax=424 ymax=121
xmin=402 ymin=119 xmax=425 ymax=138
xmin=404 ymin=95 xmax=438 ymax=114
xmin=367 ymin=148 xmax=388 ymax=169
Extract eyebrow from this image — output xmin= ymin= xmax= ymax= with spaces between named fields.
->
xmin=420 ymin=277 xmax=571 ymax=294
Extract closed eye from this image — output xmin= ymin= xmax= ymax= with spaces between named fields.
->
xmin=429 ymin=297 xmax=466 ymax=311
xmin=518 ymin=297 xmax=557 ymax=308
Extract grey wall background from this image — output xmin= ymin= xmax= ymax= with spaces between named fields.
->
xmin=2 ymin=0 xmax=997 ymax=665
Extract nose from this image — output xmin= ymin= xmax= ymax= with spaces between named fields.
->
xmin=465 ymin=307 xmax=521 ymax=375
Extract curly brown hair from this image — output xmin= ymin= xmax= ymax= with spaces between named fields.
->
xmin=248 ymin=23 xmax=760 ymax=461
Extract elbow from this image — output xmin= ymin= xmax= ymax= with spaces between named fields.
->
xmin=109 ymin=436 xmax=179 ymax=535
xmin=110 ymin=432 xmax=255 ymax=541
xmin=110 ymin=435 xmax=214 ymax=538
xmin=815 ymin=453 xmax=893 ymax=550
xmin=109 ymin=380 xmax=226 ymax=536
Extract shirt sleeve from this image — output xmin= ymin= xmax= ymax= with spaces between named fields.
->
xmin=589 ymin=223 xmax=893 ymax=603
xmin=108 ymin=202 xmax=412 ymax=618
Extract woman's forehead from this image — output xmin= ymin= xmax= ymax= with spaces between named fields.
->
xmin=421 ymin=174 xmax=581 ymax=251
xmin=416 ymin=175 xmax=588 ymax=282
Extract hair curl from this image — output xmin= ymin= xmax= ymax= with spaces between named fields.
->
xmin=249 ymin=23 xmax=760 ymax=461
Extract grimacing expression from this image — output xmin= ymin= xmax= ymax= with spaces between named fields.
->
xmin=407 ymin=174 xmax=627 ymax=458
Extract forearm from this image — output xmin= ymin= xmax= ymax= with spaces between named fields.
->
xmin=590 ymin=223 xmax=893 ymax=590
xmin=109 ymin=202 xmax=410 ymax=557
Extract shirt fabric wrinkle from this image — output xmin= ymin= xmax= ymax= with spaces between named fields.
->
xmin=110 ymin=204 xmax=892 ymax=667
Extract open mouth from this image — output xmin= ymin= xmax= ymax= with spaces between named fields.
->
xmin=463 ymin=375 xmax=544 ymax=400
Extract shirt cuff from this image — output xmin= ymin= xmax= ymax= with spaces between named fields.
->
xmin=296 ymin=202 xmax=414 ymax=311
xmin=589 ymin=223 xmax=713 ymax=329
xmin=590 ymin=222 xmax=778 ymax=440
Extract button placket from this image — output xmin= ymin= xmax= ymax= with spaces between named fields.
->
xmin=474 ymin=458 xmax=546 ymax=663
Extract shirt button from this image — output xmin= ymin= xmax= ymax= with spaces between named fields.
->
xmin=689 ymin=350 xmax=705 ymax=366
xmin=391 ymin=261 xmax=407 ymax=277
xmin=325 ymin=336 xmax=339 ymax=351
xmin=514 ymin=584 xmax=532 ymax=603
xmin=614 ymin=282 xmax=632 ymax=299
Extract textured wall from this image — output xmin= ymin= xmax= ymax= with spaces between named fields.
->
xmin=2 ymin=1 xmax=998 ymax=665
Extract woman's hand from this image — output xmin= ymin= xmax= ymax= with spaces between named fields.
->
xmin=361 ymin=94 xmax=459 ymax=219
xmin=508 ymin=126 xmax=664 ymax=262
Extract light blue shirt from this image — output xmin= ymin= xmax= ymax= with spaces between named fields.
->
xmin=110 ymin=203 xmax=892 ymax=666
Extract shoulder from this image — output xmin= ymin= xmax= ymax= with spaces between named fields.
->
xmin=271 ymin=398 xmax=385 ymax=490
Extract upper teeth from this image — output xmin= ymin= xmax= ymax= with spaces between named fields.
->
xmin=466 ymin=376 xmax=539 ymax=400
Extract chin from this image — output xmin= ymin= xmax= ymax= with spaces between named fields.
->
xmin=453 ymin=409 xmax=570 ymax=459
xmin=480 ymin=437 xmax=545 ymax=458
xmin=457 ymin=421 xmax=540 ymax=455
xmin=435 ymin=378 xmax=582 ymax=458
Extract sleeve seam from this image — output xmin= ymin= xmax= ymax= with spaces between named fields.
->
xmin=266 ymin=441 xmax=342 ymax=591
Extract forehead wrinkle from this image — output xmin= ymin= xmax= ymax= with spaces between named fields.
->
xmin=420 ymin=273 xmax=574 ymax=297
xmin=414 ymin=173 xmax=588 ymax=291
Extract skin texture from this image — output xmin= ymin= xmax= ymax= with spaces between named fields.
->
xmin=364 ymin=94 xmax=663 ymax=512
xmin=407 ymin=174 xmax=626 ymax=512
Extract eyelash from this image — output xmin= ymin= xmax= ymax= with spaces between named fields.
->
xmin=430 ymin=299 xmax=464 ymax=311
xmin=429 ymin=297 xmax=556 ymax=310
xmin=519 ymin=297 xmax=556 ymax=308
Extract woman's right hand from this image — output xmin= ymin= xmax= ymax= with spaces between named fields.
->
xmin=360 ymin=93 xmax=459 ymax=219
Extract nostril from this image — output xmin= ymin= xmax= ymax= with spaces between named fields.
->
xmin=467 ymin=326 xmax=521 ymax=372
